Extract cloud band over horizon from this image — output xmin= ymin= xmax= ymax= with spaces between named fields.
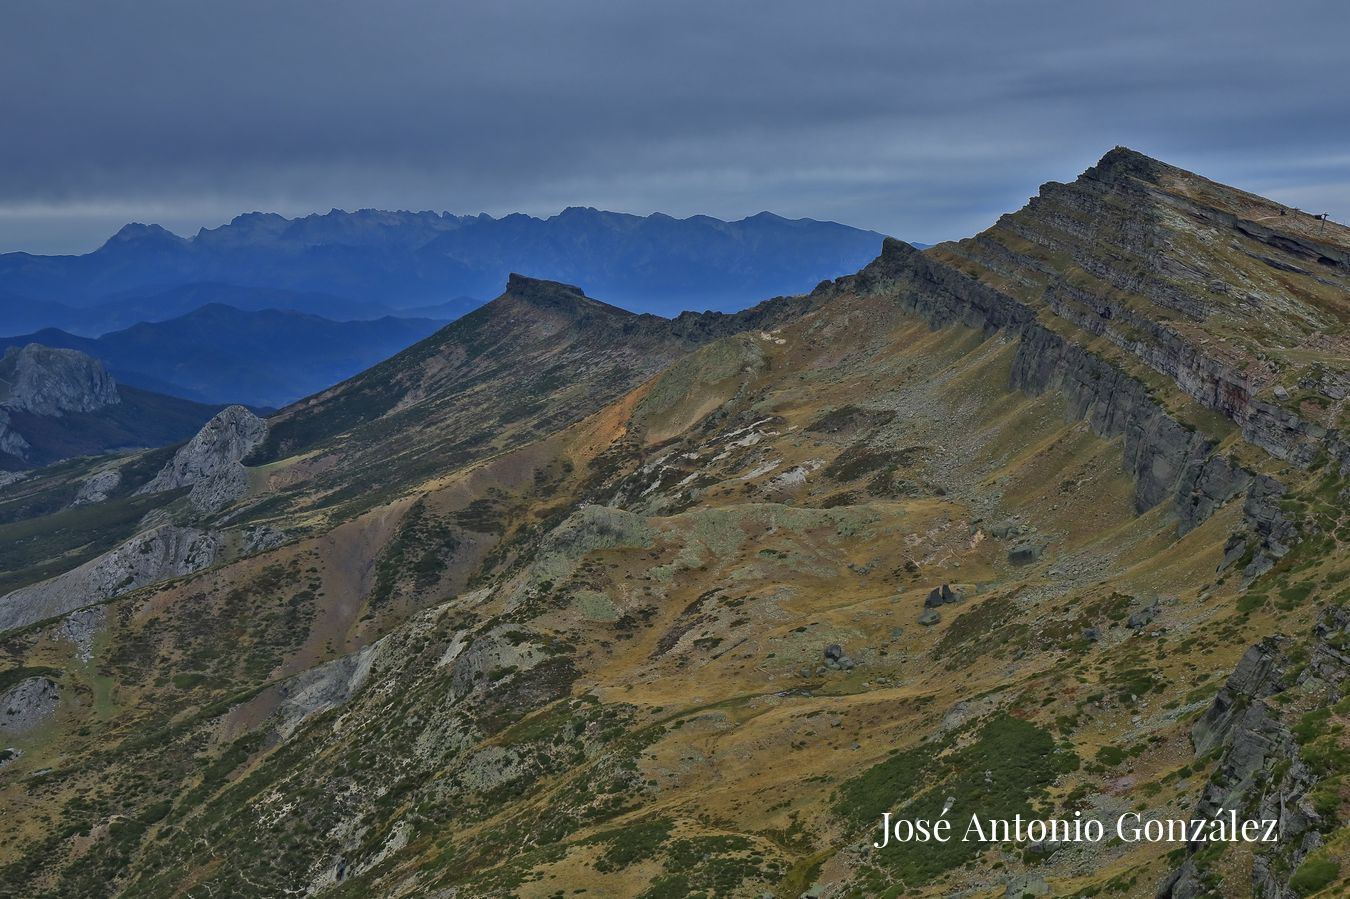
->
xmin=3 ymin=0 xmax=1348 ymax=254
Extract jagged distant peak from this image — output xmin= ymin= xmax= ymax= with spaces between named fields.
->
xmin=100 ymin=222 xmax=185 ymax=247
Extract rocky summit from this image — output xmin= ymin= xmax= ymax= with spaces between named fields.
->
xmin=0 ymin=149 xmax=1345 ymax=899
xmin=0 ymin=343 xmax=120 ymax=416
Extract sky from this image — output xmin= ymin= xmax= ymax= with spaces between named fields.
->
xmin=3 ymin=0 xmax=1349 ymax=254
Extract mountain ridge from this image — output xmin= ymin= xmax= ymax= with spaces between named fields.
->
xmin=0 ymin=149 xmax=1344 ymax=899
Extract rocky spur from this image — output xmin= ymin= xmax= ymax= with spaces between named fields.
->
xmin=873 ymin=810 xmax=1280 ymax=848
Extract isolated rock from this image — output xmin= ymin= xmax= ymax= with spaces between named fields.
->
xmin=918 ymin=608 xmax=941 ymax=626
xmin=139 ymin=405 xmax=267 ymax=495
xmin=0 ymin=676 xmax=59 ymax=736
xmin=823 ymin=644 xmax=843 ymax=661
xmin=0 ymin=525 xmax=222 ymax=634
xmin=0 ymin=344 xmax=119 ymax=416
xmin=989 ymin=519 xmax=1020 ymax=539
xmin=940 ymin=583 xmax=960 ymax=603
xmin=924 ymin=588 xmax=943 ymax=608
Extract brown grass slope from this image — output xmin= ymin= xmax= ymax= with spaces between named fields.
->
xmin=0 ymin=150 xmax=1345 ymax=899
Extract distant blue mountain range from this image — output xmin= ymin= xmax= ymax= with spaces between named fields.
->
xmin=0 ymin=207 xmax=887 ymax=325
xmin=0 ymin=208 xmax=890 ymax=407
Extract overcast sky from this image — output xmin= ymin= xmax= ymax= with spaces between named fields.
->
xmin=3 ymin=0 xmax=1348 ymax=254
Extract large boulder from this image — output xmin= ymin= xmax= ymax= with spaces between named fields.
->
xmin=1008 ymin=541 xmax=1045 ymax=565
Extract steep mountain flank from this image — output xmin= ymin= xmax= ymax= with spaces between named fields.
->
xmin=932 ymin=147 xmax=1348 ymax=473
xmin=0 ymin=151 xmax=1343 ymax=899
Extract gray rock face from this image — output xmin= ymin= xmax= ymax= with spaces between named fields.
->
xmin=918 ymin=608 xmax=941 ymax=626
xmin=188 ymin=461 xmax=250 ymax=514
xmin=242 ymin=525 xmax=289 ymax=555
xmin=0 ymin=344 xmax=119 ymax=416
xmin=139 ymin=405 xmax=267 ymax=496
xmin=0 ymin=410 xmax=31 ymax=459
xmin=1161 ymin=608 xmax=1348 ymax=899
xmin=60 ymin=607 xmax=104 ymax=663
xmin=0 ymin=525 xmax=222 ymax=634
xmin=1127 ymin=599 xmax=1159 ymax=631
xmin=0 ymin=676 xmax=59 ymax=736
xmin=71 ymin=469 xmax=122 ymax=507
xmin=274 ymin=640 xmax=384 ymax=739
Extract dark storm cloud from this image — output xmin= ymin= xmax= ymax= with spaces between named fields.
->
xmin=2 ymin=0 xmax=1348 ymax=253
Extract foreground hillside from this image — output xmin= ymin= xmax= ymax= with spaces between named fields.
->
xmin=0 ymin=149 xmax=1345 ymax=899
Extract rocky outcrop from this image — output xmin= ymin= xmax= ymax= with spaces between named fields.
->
xmin=274 ymin=640 xmax=385 ymax=739
xmin=0 ymin=410 xmax=29 ymax=459
xmin=0 ymin=344 xmax=119 ymax=416
xmin=188 ymin=462 xmax=250 ymax=514
xmin=0 ymin=676 xmax=59 ymax=736
xmin=71 ymin=468 xmax=123 ymax=507
xmin=138 ymin=405 xmax=267 ymax=508
xmin=1160 ymin=607 xmax=1348 ymax=899
xmin=0 ymin=525 xmax=222 ymax=634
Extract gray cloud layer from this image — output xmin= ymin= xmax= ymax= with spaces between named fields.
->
xmin=3 ymin=0 xmax=1348 ymax=253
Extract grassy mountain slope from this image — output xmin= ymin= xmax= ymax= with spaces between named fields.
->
xmin=0 ymin=150 xmax=1345 ymax=899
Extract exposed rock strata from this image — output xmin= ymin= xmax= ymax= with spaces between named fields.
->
xmin=71 ymin=468 xmax=123 ymax=507
xmin=274 ymin=640 xmax=385 ymax=739
xmin=1160 ymin=607 xmax=1348 ymax=898
xmin=838 ymin=236 xmax=1293 ymax=575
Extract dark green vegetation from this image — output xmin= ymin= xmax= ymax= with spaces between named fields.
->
xmin=837 ymin=715 xmax=1078 ymax=895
